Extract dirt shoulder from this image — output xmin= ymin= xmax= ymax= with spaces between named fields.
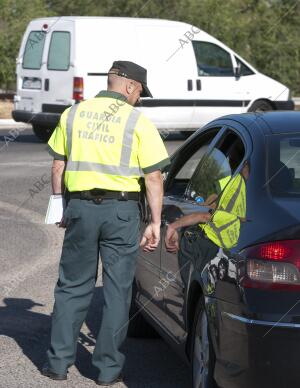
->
xmin=0 ymin=100 xmax=13 ymax=119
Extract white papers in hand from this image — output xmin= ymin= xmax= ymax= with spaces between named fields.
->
xmin=45 ymin=195 xmax=66 ymax=224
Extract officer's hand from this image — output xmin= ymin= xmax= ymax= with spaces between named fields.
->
xmin=56 ymin=217 xmax=66 ymax=228
xmin=165 ymin=224 xmax=179 ymax=253
xmin=140 ymin=223 xmax=160 ymax=252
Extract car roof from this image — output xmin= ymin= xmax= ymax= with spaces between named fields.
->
xmin=218 ymin=111 xmax=300 ymax=135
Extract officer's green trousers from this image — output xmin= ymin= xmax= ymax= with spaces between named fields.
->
xmin=46 ymin=198 xmax=140 ymax=382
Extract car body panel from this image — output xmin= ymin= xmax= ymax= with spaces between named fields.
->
xmin=135 ymin=111 xmax=300 ymax=388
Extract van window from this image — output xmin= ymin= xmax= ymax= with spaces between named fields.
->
xmin=22 ymin=31 xmax=46 ymax=69
xmin=235 ymin=57 xmax=254 ymax=76
xmin=47 ymin=31 xmax=70 ymax=71
xmin=192 ymin=41 xmax=234 ymax=77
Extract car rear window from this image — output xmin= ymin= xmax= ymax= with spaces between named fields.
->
xmin=22 ymin=31 xmax=46 ymax=69
xmin=47 ymin=31 xmax=70 ymax=71
xmin=268 ymin=134 xmax=300 ymax=197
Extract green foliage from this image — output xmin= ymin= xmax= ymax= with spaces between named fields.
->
xmin=0 ymin=0 xmax=50 ymax=88
xmin=0 ymin=0 xmax=299 ymax=94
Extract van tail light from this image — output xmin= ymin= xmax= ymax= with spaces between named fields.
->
xmin=73 ymin=77 xmax=84 ymax=101
xmin=241 ymin=240 xmax=300 ymax=291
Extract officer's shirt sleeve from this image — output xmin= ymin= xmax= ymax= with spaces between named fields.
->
xmin=47 ymin=108 xmax=69 ymax=160
xmin=136 ymin=115 xmax=170 ymax=174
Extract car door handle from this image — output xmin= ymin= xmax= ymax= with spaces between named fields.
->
xmin=196 ymin=79 xmax=201 ymax=90
xmin=44 ymin=78 xmax=49 ymax=91
xmin=187 ymin=79 xmax=193 ymax=91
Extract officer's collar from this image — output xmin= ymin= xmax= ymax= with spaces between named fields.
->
xmin=95 ymin=90 xmax=127 ymax=101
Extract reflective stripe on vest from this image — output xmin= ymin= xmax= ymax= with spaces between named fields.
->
xmin=65 ymin=104 xmax=142 ymax=176
xmin=66 ymin=103 xmax=79 ymax=158
xmin=205 ymin=216 xmax=240 ymax=249
xmin=222 ymin=175 xmax=243 ymax=212
xmin=203 ymin=175 xmax=245 ymax=249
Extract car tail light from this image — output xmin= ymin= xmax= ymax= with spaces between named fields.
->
xmin=73 ymin=77 xmax=84 ymax=101
xmin=241 ymin=240 xmax=300 ymax=290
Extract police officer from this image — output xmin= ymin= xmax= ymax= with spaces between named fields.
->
xmin=42 ymin=61 xmax=170 ymax=385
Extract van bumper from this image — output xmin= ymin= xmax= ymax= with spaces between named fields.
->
xmin=12 ymin=110 xmax=60 ymax=127
xmin=273 ymin=100 xmax=295 ymax=110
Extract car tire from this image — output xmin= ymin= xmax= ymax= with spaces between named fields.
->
xmin=191 ymin=297 xmax=217 ymax=388
xmin=127 ymin=280 xmax=160 ymax=338
xmin=32 ymin=125 xmax=53 ymax=142
xmin=248 ymin=100 xmax=273 ymax=112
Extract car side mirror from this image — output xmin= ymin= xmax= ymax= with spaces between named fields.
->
xmin=234 ymin=65 xmax=241 ymax=78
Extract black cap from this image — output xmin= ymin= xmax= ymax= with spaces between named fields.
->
xmin=108 ymin=60 xmax=152 ymax=98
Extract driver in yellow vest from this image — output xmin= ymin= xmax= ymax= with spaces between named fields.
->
xmin=165 ymin=161 xmax=249 ymax=252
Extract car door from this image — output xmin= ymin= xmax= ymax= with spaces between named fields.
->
xmin=135 ymin=127 xmax=222 ymax=324
xmin=157 ymin=126 xmax=224 ymax=342
xmin=160 ymin=126 xmax=249 ymax=340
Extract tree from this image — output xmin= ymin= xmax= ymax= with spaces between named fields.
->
xmin=0 ymin=0 xmax=299 ymax=94
xmin=0 ymin=0 xmax=50 ymax=89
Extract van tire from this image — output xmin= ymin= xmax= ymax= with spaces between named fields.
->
xmin=127 ymin=280 xmax=160 ymax=338
xmin=248 ymin=100 xmax=273 ymax=112
xmin=32 ymin=125 xmax=53 ymax=142
xmin=180 ymin=131 xmax=194 ymax=138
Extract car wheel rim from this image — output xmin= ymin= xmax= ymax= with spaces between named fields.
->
xmin=193 ymin=311 xmax=209 ymax=388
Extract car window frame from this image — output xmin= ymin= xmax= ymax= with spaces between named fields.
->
xmin=164 ymin=126 xmax=226 ymax=195
xmin=184 ymin=127 xmax=249 ymax=201
xmin=266 ymin=133 xmax=300 ymax=198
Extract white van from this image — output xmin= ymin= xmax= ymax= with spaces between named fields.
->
xmin=13 ymin=16 xmax=294 ymax=141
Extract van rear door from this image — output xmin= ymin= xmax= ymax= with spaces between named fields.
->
xmin=43 ymin=22 xmax=74 ymax=111
xmin=16 ymin=18 xmax=74 ymax=117
xmin=16 ymin=21 xmax=47 ymax=114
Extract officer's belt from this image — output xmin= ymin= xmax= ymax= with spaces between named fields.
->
xmin=69 ymin=189 xmax=140 ymax=202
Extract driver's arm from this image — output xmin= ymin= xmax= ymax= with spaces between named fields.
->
xmin=165 ymin=211 xmax=212 ymax=253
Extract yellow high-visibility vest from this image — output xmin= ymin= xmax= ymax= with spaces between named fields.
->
xmin=200 ymin=174 xmax=246 ymax=249
xmin=48 ymin=91 xmax=170 ymax=192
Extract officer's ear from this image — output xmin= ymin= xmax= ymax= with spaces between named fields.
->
xmin=126 ymin=81 xmax=135 ymax=95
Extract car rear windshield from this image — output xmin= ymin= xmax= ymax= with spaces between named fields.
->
xmin=268 ymin=134 xmax=300 ymax=197
xmin=47 ymin=31 xmax=70 ymax=70
xmin=22 ymin=31 xmax=46 ymax=69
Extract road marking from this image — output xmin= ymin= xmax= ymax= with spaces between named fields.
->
xmin=0 ymin=161 xmax=51 ymax=167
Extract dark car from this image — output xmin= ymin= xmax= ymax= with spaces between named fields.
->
xmin=128 ymin=111 xmax=300 ymax=388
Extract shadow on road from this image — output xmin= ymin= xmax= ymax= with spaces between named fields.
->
xmin=0 ymin=292 xmax=191 ymax=387
xmin=85 ymin=287 xmax=191 ymax=387
xmin=0 ymin=297 xmax=93 ymax=380
xmin=0 ymin=128 xmax=43 ymax=145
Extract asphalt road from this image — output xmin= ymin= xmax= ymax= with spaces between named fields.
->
xmin=0 ymin=126 xmax=190 ymax=388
